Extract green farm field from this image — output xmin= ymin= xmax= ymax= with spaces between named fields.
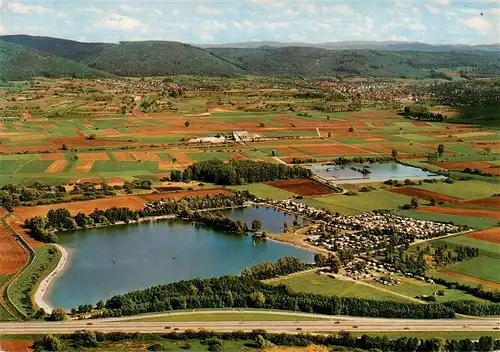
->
xmin=300 ymin=190 xmax=412 ymax=215
xmin=266 ymin=271 xmax=407 ymax=302
xmin=369 ymin=275 xmax=488 ymax=303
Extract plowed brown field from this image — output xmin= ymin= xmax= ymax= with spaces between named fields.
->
xmin=44 ymin=160 xmax=69 ymax=174
xmin=466 ymin=228 xmax=500 ymax=244
xmin=418 ymin=206 xmax=500 ymax=219
xmin=77 ymin=152 xmax=110 ymax=161
xmin=75 ymin=160 xmax=95 ymax=172
xmin=437 ymin=161 xmax=492 ymax=170
xmin=13 ymin=189 xmax=232 ymax=220
xmin=388 ymin=187 xmax=463 ymax=202
xmin=113 ymin=152 xmax=135 ymax=161
xmin=0 ymin=340 xmax=33 ymax=352
xmin=0 ymin=224 xmax=27 ymax=275
xmin=267 ymin=179 xmax=333 ymax=196
xmin=460 ymin=197 xmax=500 ymax=209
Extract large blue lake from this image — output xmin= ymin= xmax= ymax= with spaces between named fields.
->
xmin=47 ymin=207 xmax=314 ymax=309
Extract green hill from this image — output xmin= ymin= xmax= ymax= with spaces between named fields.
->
xmin=0 ymin=40 xmax=111 ymax=80
xmin=208 ymin=47 xmax=500 ymax=77
xmin=1 ymin=36 xmax=244 ymax=77
xmin=1 ymin=35 xmax=499 ymax=79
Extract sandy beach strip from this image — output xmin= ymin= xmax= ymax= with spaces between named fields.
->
xmin=33 ymin=244 xmax=68 ymax=314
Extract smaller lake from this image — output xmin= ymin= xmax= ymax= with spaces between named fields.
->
xmin=47 ymin=206 xmax=314 ymax=309
xmin=308 ymin=163 xmax=444 ymax=184
xmin=219 ymin=206 xmax=308 ymax=233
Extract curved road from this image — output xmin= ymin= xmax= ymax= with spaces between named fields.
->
xmin=0 ymin=310 xmax=499 ymax=335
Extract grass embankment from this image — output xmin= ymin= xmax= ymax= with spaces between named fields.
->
xmin=129 ymin=312 xmax=329 ymax=322
xmin=0 ymin=275 xmax=14 ymax=321
xmin=265 ymin=271 xmax=407 ymax=302
xmin=7 ymin=245 xmax=61 ymax=317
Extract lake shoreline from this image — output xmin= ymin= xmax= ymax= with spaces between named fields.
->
xmin=33 ymin=243 xmax=69 ymax=314
xmin=37 ymin=205 xmax=314 ymax=311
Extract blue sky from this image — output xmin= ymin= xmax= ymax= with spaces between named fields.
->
xmin=0 ymin=0 xmax=498 ymax=44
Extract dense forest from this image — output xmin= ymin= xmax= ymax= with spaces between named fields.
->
xmin=2 ymin=35 xmax=500 ymax=79
xmin=94 ymin=275 xmax=455 ymax=319
xmin=173 ymin=159 xmax=312 ymax=185
xmin=24 ymin=191 xmax=255 ymax=242
xmin=429 ymin=80 xmax=500 ymax=107
xmin=34 ymin=330 xmax=500 ymax=352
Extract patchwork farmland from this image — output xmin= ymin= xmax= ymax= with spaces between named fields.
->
xmin=0 ymin=75 xmax=498 ymax=325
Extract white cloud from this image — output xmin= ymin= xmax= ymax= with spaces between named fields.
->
xmin=328 ymin=5 xmax=355 ymax=15
xmin=263 ymin=22 xmax=290 ymax=30
xmin=196 ymin=5 xmax=224 ymax=15
xmin=391 ymin=35 xmax=408 ymax=41
xmin=461 ymin=16 xmax=492 ymax=30
xmin=433 ymin=0 xmax=451 ymax=5
xmin=7 ymin=2 xmax=67 ymax=18
xmin=200 ymin=20 xmax=227 ymax=31
xmin=8 ymin=2 xmax=50 ymax=14
xmin=242 ymin=20 xmax=256 ymax=28
xmin=172 ymin=9 xmax=180 ymax=16
xmin=153 ymin=9 xmax=163 ymax=17
xmin=79 ymin=7 xmax=104 ymax=15
xmin=119 ymin=5 xmax=141 ymax=14
xmin=200 ymin=34 xmax=214 ymax=41
xmin=101 ymin=14 xmax=147 ymax=30
xmin=232 ymin=21 xmax=243 ymax=30
xmin=407 ymin=23 xmax=427 ymax=31
xmin=300 ymin=3 xmax=316 ymax=13
xmin=313 ymin=21 xmax=333 ymax=31
xmin=412 ymin=7 xmax=421 ymax=15
xmin=426 ymin=5 xmax=441 ymax=14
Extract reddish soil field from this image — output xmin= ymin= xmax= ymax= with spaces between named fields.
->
xmin=13 ymin=189 xmax=232 ymax=221
xmin=481 ymin=167 xmax=500 ymax=176
xmin=168 ymin=151 xmax=194 ymax=166
xmin=132 ymin=151 xmax=160 ymax=161
xmin=437 ymin=161 xmax=493 ymax=170
xmin=0 ymin=340 xmax=33 ymax=352
xmin=460 ymin=197 xmax=500 ymax=209
xmin=77 ymin=152 xmax=110 ymax=161
xmin=44 ymin=160 xmax=69 ymax=174
xmin=0 ymin=224 xmax=27 ymax=274
xmin=412 ymin=121 xmax=431 ymax=126
xmin=388 ymin=187 xmax=463 ymax=202
xmin=267 ymin=179 xmax=333 ymax=196
xmin=466 ymin=228 xmax=500 ymax=244
xmin=439 ymin=270 xmax=500 ymax=289
xmin=275 ymin=147 xmax=310 ymax=158
xmin=113 ymin=152 xmax=135 ymax=161
xmin=39 ymin=152 xmax=65 ymax=160
xmin=418 ymin=206 xmax=500 ymax=219
xmin=75 ymin=160 xmax=95 ymax=172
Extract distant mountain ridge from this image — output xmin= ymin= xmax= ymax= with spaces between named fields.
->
xmin=1 ymin=35 xmax=499 ymax=80
xmin=198 ymin=40 xmax=500 ymax=52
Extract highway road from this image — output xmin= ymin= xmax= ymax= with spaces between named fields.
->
xmin=0 ymin=311 xmax=499 ymax=335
